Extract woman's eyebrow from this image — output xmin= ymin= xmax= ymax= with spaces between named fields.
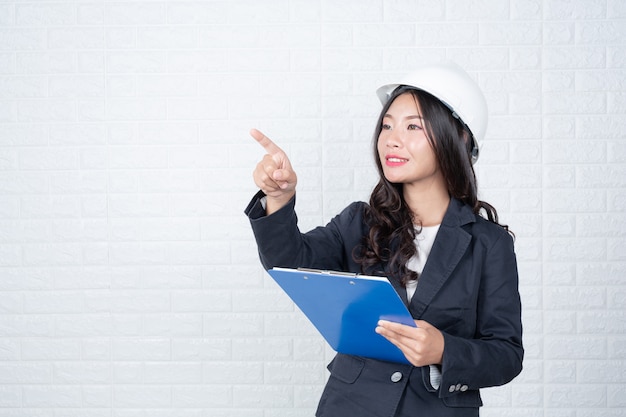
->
xmin=383 ymin=114 xmax=424 ymax=120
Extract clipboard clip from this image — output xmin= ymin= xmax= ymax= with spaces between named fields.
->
xmin=296 ymin=267 xmax=357 ymax=277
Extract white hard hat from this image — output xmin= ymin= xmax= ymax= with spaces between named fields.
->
xmin=376 ymin=62 xmax=487 ymax=163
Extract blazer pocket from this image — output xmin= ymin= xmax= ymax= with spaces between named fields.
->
xmin=425 ymin=306 xmax=474 ymax=335
xmin=326 ymin=354 xmax=365 ymax=384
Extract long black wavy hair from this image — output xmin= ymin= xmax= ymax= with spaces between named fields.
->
xmin=355 ymin=86 xmax=509 ymax=286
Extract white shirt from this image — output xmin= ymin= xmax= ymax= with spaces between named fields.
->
xmin=406 ymin=224 xmax=440 ymax=301
xmin=405 ymin=224 xmax=442 ymax=390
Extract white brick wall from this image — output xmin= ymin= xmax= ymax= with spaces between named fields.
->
xmin=0 ymin=0 xmax=624 ymax=415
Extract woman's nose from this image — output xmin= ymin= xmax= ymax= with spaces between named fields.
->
xmin=385 ymin=131 xmax=401 ymax=148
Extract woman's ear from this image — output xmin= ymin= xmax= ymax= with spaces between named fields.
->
xmin=461 ymin=128 xmax=479 ymax=163
xmin=461 ymin=128 xmax=470 ymax=143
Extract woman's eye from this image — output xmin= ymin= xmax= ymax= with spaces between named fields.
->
xmin=381 ymin=123 xmax=391 ymax=130
xmin=408 ymin=124 xmax=422 ymax=130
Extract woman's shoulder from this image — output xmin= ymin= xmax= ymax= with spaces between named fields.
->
xmin=345 ymin=200 xmax=369 ymax=211
xmin=472 ymin=213 xmax=510 ymax=233
xmin=468 ymin=212 xmax=515 ymax=250
xmin=446 ymin=198 xmax=513 ymax=244
xmin=333 ymin=201 xmax=369 ymax=222
xmin=320 ymin=201 xmax=371 ymax=234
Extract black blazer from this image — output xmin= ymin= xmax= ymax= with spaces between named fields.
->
xmin=246 ymin=192 xmax=523 ymax=417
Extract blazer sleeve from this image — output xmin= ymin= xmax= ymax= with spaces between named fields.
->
xmin=438 ymin=229 xmax=523 ymax=396
xmin=244 ymin=191 xmax=364 ymax=272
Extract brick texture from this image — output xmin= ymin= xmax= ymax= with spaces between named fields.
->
xmin=0 ymin=0 xmax=624 ymax=415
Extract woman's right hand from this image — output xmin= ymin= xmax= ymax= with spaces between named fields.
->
xmin=250 ymin=128 xmax=297 ymax=214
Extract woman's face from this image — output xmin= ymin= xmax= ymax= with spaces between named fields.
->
xmin=377 ymin=92 xmax=445 ymax=192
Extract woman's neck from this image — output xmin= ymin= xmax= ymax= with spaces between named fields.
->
xmin=403 ymin=185 xmax=450 ymax=227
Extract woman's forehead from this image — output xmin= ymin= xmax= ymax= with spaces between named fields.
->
xmin=385 ymin=91 xmax=423 ymax=117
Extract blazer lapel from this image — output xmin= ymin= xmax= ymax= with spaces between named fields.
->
xmin=409 ymin=199 xmax=474 ymax=318
xmin=390 ymin=275 xmax=409 ymax=307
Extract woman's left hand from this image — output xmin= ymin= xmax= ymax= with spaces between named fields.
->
xmin=375 ymin=320 xmax=445 ymax=367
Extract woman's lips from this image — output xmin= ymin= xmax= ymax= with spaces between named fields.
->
xmin=385 ymin=155 xmax=408 ymax=167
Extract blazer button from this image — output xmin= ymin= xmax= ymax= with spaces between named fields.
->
xmin=390 ymin=371 xmax=403 ymax=383
xmin=460 ymin=385 xmax=468 ymax=392
xmin=448 ymin=385 xmax=456 ymax=393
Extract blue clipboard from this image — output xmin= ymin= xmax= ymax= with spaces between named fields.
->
xmin=267 ymin=267 xmax=416 ymax=364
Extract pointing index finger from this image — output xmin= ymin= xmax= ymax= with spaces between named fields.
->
xmin=250 ymin=128 xmax=283 ymax=155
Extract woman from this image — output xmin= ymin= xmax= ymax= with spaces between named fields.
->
xmin=245 ymin=62 xmax=523 ymax=416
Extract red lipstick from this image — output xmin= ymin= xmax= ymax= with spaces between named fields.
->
xmin=385 ymin=155 xmax=408 ymax=167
